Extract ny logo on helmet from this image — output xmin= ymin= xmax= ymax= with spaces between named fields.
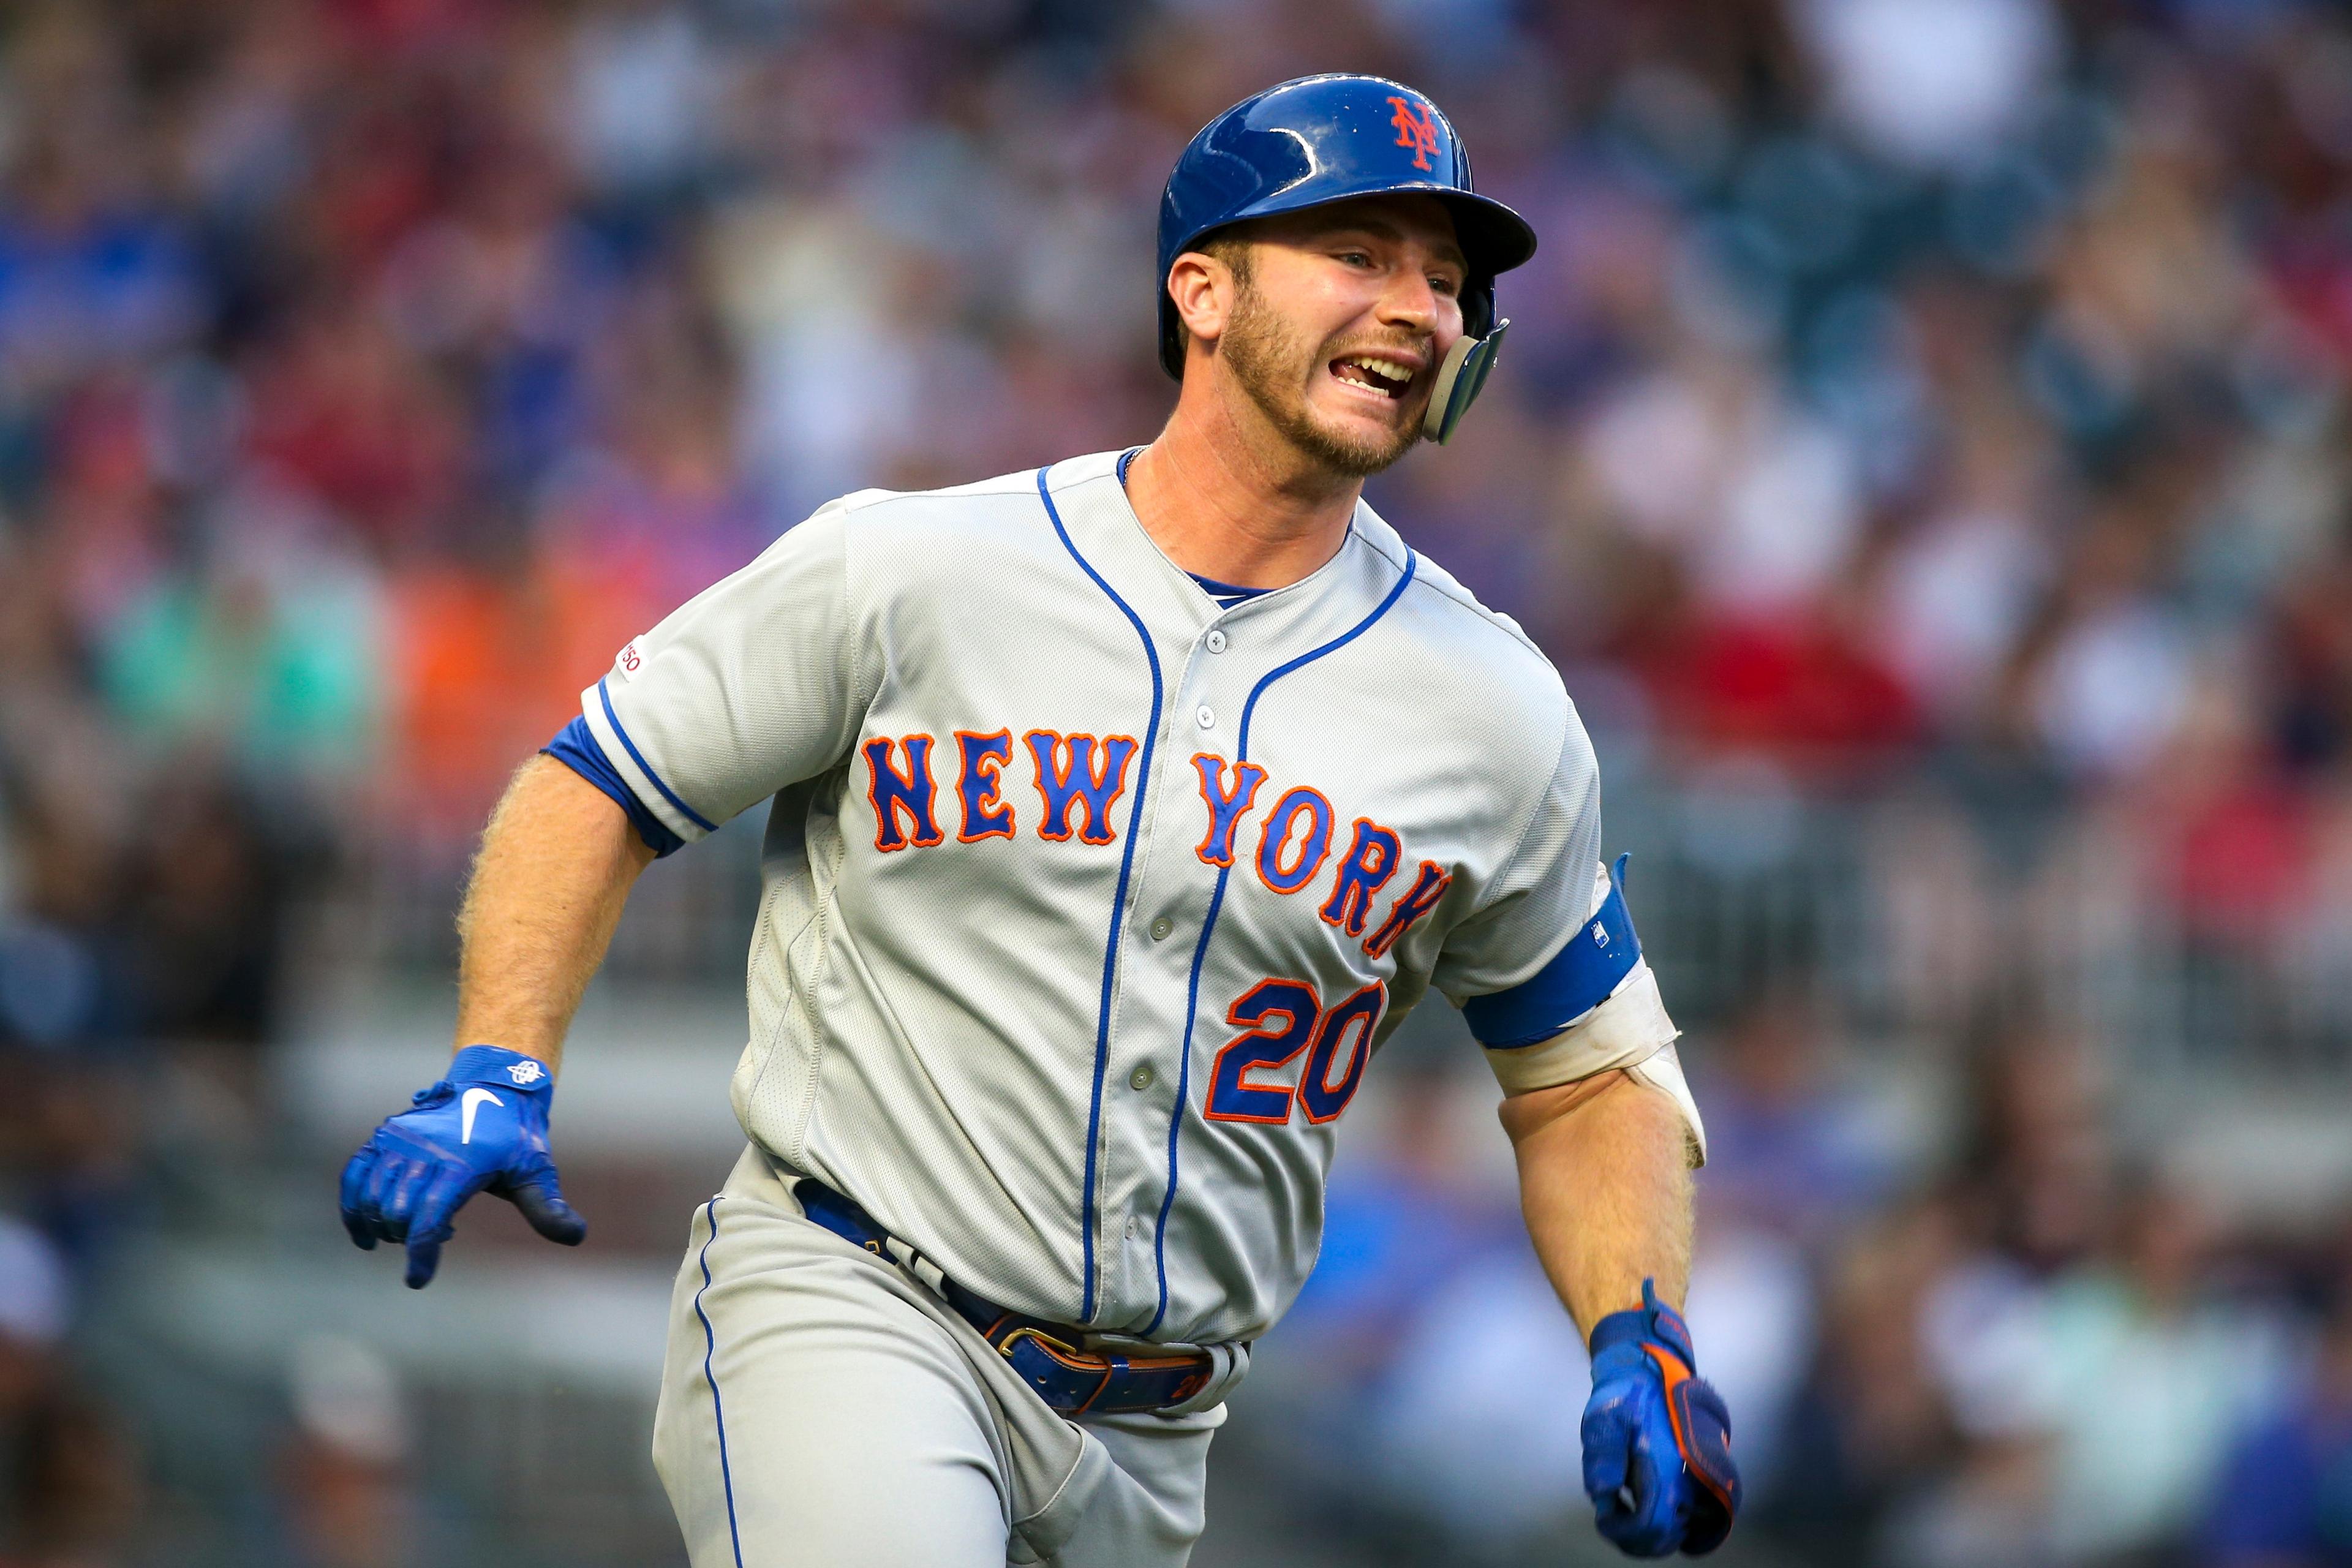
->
xmin=1387 ymin=96 xmax=1442 ymax=172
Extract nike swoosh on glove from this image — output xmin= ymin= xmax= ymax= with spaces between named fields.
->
xmin=1582 ymin=1278 xmax=1741 ymax=1557
xmin=339 ymin=1045 xmax=586 ymax=1288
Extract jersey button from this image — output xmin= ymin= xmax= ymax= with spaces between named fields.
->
xmin=1148 ymin=915 xmax=1174 ymax=941
xmin=1205 ymin=629 xmax=1227 ymax=654
xmin=1195 ymin=704 xmax=1215 ymax=730
xmin=1129 ymin=1063 xmax=1156 ymax=1091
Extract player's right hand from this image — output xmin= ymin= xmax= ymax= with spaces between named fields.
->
xmin=338 ymin=1044 xmax=586 ymax=1289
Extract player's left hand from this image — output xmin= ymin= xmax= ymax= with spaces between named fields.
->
xmin=339 ymin=1044 xmax=586 ymax=1289
xmin=1581 ymin=1278 xmax=1741 ymax=1557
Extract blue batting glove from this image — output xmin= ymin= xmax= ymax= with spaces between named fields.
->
xmin=1581 ymin=1279 xmax=1741 ymax=1557
xmin=338 ymin=1046 xmax=585 ymax=1289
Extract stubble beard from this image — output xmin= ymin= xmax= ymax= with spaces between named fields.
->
xmin=1218 ymin=283 xmax=1421 ymax=480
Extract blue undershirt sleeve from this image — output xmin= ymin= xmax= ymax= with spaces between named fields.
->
xmin=543 ymin=714 xmax=687 ymax=858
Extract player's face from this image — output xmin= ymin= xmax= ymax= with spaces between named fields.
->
xmin=1215 ymin=196 xmax=1469 ymax=477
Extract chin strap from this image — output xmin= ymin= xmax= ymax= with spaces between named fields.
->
xmin=1422 ymin=317 xmax=1510 ymax=445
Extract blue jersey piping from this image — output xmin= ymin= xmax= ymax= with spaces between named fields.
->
xmin=597 ymin=677 xmax=720 ymax=834
xmin=1035 ymin=461 xmax=1164 ymax=1325
xmin=692 ymin=1197 xmax=745 ymax=1568
xmin=1145 ymin=545 xmax=1418 ymax=1335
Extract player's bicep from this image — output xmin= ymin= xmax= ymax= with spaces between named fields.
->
xmin=584 ymin=500 xmax=872 ymax=845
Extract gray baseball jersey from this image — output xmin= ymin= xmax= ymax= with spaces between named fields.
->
xmin=581 ymin=448 xmax=1685 ymax=1348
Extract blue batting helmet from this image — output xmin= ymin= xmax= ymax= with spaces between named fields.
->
xmin=1155 ymin=75 xmax=1538 ymax=402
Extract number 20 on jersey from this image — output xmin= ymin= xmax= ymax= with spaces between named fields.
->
xmin=1204 ymin=979 xmax=1384 ymax=1125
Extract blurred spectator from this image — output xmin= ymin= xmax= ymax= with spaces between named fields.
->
xmin=1691 ymin=983 xmax=1898 ymax=1246
xmin=1683 ymin=1205 xmax=1818 ymax=1505
xmin=0 ymin=1215 xmax=68 ymax=1409
xmin=6 ymin=1397 xmax=142 ymax=1568
xmin=274 ymin=1336 xmax=423 ymax=1568
xmin=0 ymin=1212 xmax=143 ymax=1568
xmin=1766 ymin=1193 xmax=1973 ymax=1567
xmin=1792 ymin=0 xmax=2061 ymax=173
xmin=2041 ymin=1185 xmax=2284 ymax=1564
xmin=1959 ymin=1022 xmax=2115 ymax=1275
xmin=122 ymin=764 xmax=293 ymax=1047
xmin=2204 ymin=1244 xmax=2352 ymax=1568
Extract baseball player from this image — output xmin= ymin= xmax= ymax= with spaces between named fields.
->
xmin=338 ymin=75 xmax=1739 ymax=1566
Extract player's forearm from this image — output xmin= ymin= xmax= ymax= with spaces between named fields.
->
xmin=451 ymin=756 xmax=657 ymax=1069
xmin=1502 ymin=1069 xmax=1694 ymax=1338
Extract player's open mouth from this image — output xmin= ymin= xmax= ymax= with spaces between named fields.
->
xmin=1329 ymin=353 xmax=1415 ymax=400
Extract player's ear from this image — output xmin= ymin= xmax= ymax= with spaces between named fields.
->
xmin=1167 ymin=251 xmax=1237 ymax=359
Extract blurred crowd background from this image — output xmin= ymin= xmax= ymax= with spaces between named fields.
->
xmin=4 ymin=0 xmax=2352 ymax=1564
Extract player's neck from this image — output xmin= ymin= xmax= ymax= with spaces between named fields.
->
xmin=1125 ymin=391 xmax=1364 ymax=592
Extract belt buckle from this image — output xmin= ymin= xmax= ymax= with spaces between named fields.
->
xmin=993 ymin=1322 xmax=1097 ymax=1367
xmin=993 ymin=1322 xmax=1117 ymax=1414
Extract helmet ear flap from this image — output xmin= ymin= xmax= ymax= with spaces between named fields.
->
xmin=1461 ymin=277 xmax=1496 ymax=342
xmin=1422 ymin=318 xmax=1509 ymax=444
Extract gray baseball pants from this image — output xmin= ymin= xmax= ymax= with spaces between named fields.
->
xmin=652 ymin=1145 xmax=1224 ymax=1567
